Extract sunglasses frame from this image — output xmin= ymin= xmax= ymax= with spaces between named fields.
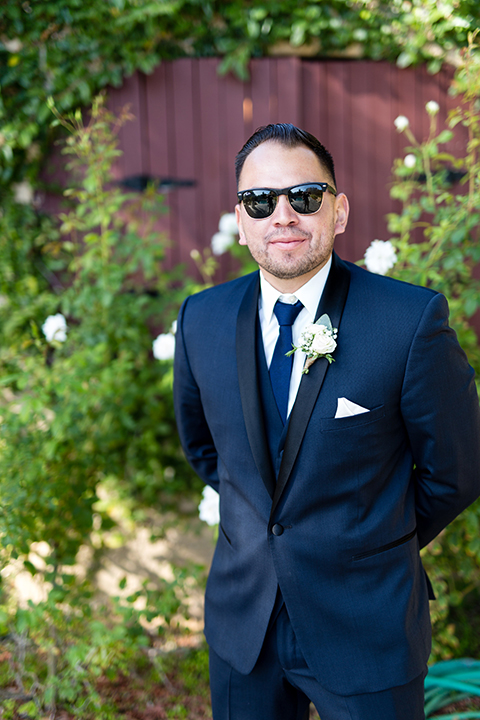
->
xmin=237 ymin=182 xmax=337 ymax=219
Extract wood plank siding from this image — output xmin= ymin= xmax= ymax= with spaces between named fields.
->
xmin=106 ymin=58 xmax=464 ymax=279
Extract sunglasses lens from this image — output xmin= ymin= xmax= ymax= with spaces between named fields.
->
xmin=240 ymin=184 xmax=327 ymax=218
xmin=242 ymin=190 xmax=276 ymax=219
xmin=289 ymin=185 xmax=324 ymax=214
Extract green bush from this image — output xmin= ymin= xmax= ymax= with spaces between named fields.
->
xmin=373 ymin=31 xmax=480 ymax=660
xmin=0 ymin=575 xmax=185 ymax=718
xmin=0 ymin=97 xmax=201 ymax=577
xmin=0 ymin=96 xmax=206 ymax=717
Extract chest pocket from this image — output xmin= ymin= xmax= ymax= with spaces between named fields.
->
xmin=320 ymin=404 xmax=385 ymax=432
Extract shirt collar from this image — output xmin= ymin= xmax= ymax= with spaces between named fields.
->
xmin=259 ymin=254 xmax=332 ymax=323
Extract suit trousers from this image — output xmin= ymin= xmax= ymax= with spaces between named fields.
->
xmin=209 ymin=603 xmax=427 ymax=720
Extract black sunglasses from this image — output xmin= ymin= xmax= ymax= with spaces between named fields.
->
xmin=237 ymin=182 xmax=337 ymax=219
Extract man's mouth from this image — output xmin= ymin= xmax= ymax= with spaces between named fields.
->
xmin=269 ymin=236 xmax=307 ymax=250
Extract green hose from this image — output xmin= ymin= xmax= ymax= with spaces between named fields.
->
xmin=425 ymin=659 xmax=480 ymax=719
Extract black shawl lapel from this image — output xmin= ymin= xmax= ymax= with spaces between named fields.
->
xmin=236 ymin=272 xmax=276 ymax=499
xmin=270 ymin=253 xmax=351 ymax=517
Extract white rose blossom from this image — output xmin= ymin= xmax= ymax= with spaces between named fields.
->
xmin=404 ymin=154 xmax=416 ymax=169
xmin=394 ymin=115 xmax=409 ymax=132
xmin=3 ymin=38 xmax=23 ymax=53
xmin=211 ymin=231 xmax=235 ymax=256
xmin=426 ymin=100 xmax=440 ymax=115
xmin=211 ymin=212 xmax=239 ymax=255
xmin=198 ymin=485 xmax=220 ymax=526
xmin=364 ymin=240 xmax=398 ymax=275
xmin=218 ymin=212 xmax=238 ymax=235
xmin=42 ymin=313 xmax=68 ymax=343
xmin=152 ymin=332 xmax=175 ymax=360
xmin=13 ymin=181 xmax=34 ymax=205
xmin=307 ymin=325 xmax=338 ymax=356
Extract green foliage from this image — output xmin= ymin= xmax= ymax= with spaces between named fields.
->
xmin=0 ymin=1 xmax=477 ymax=186
xmin=215 ymin=0 xmax=477 ymax=77
xmin=0 ymin=97 xmax=200 ymax=579
xmin=0 ymin=71 xmax=210 ymax=720
xmin=168 ymin=645 xmax=210 ymax=695
xmin=422 ymin=498 xmax=480 ymax=660
xmin=0 ymin=575 xmax=185 ymax=718
xmin=382 ymin=32 xmax=480 ymax=660
xmin=386 ymin=32 xmax=480 ymax=378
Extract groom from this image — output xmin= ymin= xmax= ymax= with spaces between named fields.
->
xmin=173 ymin=124 xmax=480 ymax=720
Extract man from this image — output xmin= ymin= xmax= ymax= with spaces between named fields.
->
xmin=173 ymin=124 xmax=480 ymax=720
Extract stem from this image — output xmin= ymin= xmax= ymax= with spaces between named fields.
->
xmin=404 ymin=126 xmax=419 ymax=147
xmin=467 ymin=102 xmax=476 ymax=213
xmin=47 ymin=643 xmax=57 ymax=717
xmin=422 ymin=146 xmax=436 ymax=205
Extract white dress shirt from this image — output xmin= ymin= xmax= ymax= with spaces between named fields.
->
xmin=258 ymin=255 xmax=332 ymax=418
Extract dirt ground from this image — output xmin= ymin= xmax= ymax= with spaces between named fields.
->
xmin=6 ymin=508 xmax=215 ymax=636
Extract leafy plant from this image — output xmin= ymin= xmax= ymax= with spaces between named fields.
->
xmin=0 ymin=575 xmax=185 ymax=718
xmin=0 ymin=97 xmax=208 ymax=718
xmin=0 ymin=96 xmax=200 ymax=582
xmin=381 ymin=31 xmax=480 ymax=660
xmin=386 ymin=43 xmax=480 ymax=374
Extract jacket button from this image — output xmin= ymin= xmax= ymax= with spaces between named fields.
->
xmin=272 ymin=523 xmax=284 ymax=536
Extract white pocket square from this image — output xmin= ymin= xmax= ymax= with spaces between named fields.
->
xmin=335 ymin=397 xmax=370 ymax=419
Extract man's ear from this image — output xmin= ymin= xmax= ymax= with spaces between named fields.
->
xmin=333 ymin=193 xmax=349 ymax=236
xmin=235 ymin=204 xmax=247 ymax=246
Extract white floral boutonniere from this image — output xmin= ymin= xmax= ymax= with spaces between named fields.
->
xmin=286 ymin=313 xmax=338 ymax=374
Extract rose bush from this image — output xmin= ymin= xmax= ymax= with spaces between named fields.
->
xmin=372 ymin=32 xmax=480 ymax=661
xmin=0 ymin=98 xmax=204 ymax=579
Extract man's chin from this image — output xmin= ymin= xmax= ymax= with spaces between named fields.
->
xmin=258 ymin=258 xmax=327 ymax=281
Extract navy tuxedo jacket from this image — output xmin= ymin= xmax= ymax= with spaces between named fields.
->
xmin=173 ymin=252 xmax=480 ymax=696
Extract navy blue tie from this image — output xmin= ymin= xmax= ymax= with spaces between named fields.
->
xmin=269 ymin=299 xmax=303 ymax=424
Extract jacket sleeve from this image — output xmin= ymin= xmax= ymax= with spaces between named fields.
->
xmin=173 ymin=297 xmax=220 ymax=491
xmin=400 ymin=292 xmax=480 ymax=549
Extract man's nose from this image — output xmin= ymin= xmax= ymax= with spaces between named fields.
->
xmin=273 ymin=194 xmax=299 ymax=224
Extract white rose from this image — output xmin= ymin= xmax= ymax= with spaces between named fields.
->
xmin=307 ymin=325 xmax=337 ymax=355
xmin=353 ymin=28 xmax=368 ymax=41
xmin=42 ymin=313 xmax=68 ymax=343
xmin=13 ymin=181 xmax=34 ymax=205
xmin=3 ymin=38 xmax=23 ymax=53
xmin=218 ymin=212 xmax=238 ymax=235
xmin=426 ymin=100 xmax=440 ymax=115
xmin=152 ymin=332 xmax=175 ymax=360
xmin=364 ymin=239 xmax=397 ymax=275
xmin=211 ymin=231 xmax=234 ymax=256
xmin=170 ymin=320 xmax=177 ymax=335
xmin=394 ymin=115 xmax=409 ymax=132
xmin=198 ymin=485 xmax=220 ymax=526
xmin=404 ymin=153 xmax=416 ymax=168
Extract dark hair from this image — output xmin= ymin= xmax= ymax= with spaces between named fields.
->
xmin=235 ymin=123 xmax=336 ymax=188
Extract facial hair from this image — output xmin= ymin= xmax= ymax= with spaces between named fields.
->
xmin=247 ymin=225 xmax=335 ymax=280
